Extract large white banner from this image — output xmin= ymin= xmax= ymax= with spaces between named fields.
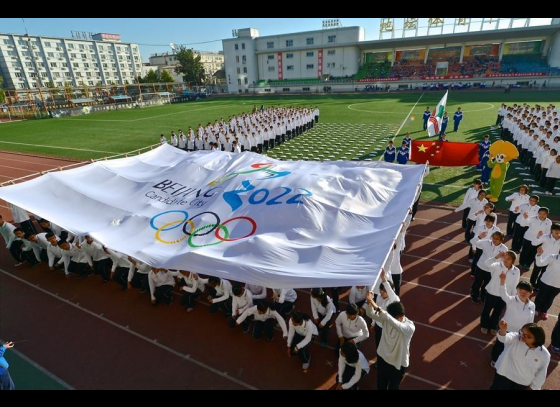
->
xmin=0 ymin=145 xmax=425 ymax=289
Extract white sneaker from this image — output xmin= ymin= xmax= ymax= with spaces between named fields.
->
xmin=14 ymin=262 xmax=25 ymax=267
xmin=187 ymin=308 xmax=194 ymax=313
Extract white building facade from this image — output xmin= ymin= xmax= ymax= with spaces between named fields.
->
xmin=0 ymin=32 xmax=142 ymax=90
xmin=149 ymin=51 xmax=224 ymax=84
xmin=223 ymin=27 xmax=365 ymax=93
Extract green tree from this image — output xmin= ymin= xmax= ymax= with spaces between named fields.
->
xmin=174 ymin=46 xmax=204 ymax=85
xmin=160 ymin=70 xmax=175 ymax=83
xmin=143 ymin=69 xmax=160 ymax=83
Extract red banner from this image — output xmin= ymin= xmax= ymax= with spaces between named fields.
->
xmin=318 ymin=49 xmax=323 ymax=78
xmin=486 ymin=73 xmax=546 ymax=78
xmin=277 ymin=53 xmax=283 ymax=81
xmin=422 ymin=75 xmax=473 ymax=80
xmin=357 ymin=78 xmax=401 ymax=82
xmin=410 ymin=141 xmax=480 ymax=167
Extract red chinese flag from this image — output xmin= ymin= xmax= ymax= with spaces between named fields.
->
xmin=410 ymin=141 xmax=480 ymax=167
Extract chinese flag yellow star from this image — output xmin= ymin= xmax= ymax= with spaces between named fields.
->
xmin=418 ymin=144 xmax=428 ymax=153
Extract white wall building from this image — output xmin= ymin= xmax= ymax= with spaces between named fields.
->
xmin=0 ymin=32 xmax=142 ymax=90
xmin=223 ymin=27 xmax=365 ymax=94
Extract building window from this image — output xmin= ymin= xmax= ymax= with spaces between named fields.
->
xmin=62 ymin=62 xmax=68 ymax=67
xmin=235 ymin=44 xmax=239 ymax=50
xmin=79 ymin=44 xmax=85 ymax=50
xmin=268 ymin=67 xmax=275 ymax=72
xmin=286 ymin=53 xmax=294 ymax=59
xmin=283 ymin=88 xmax=290 ymax=92
xmin=306 ymin=52 xmax=314 ymax=57
xmin=327 ymin=50 xmax=336 ymax=55
xmin=236 ymin=55 xmax=239 ymax=63
xmin=41 ymin=72 xmax=48 ymax=78
xmin=328 ymin=35 xmax=336 ymax=43
xmin=268 ymin=55 xmax=274 ymax=60
xmin=47 ymin=52 xmax=55 ymax=58
xmin=25 ymin=62 xmax=33 ymax=67
xmin=303 ymin=87 xmax=311 ymax=91
xmin=73 ymin=63 xmax=79 ymax=68
xmin=242 ymin=55 xmax=246 ymax=63
xmin=242 ymin=43 xmax=245 ymax=50
xmin=238 ymin=79 xmax=242 ymax=85
xmin=327 ymin=63 xmax=335 ymax=68
xmin=50 ymin=62 xmax=57 ymax=68
xmin=286 ymin=40 xmax=293 ymax=47
xmin=267 ymin=42 xmax=274 ymax=49
xmin=243 ymin=67 xmax=247 ymax=74
xmin=244 ymin=77 xmax=248 ymax=84
xmin=15 ymin=72 xmax=23 ymax=78
xmin=306 ymin=64 xmax=314 ymax=69
xmin=68 ymin=44 xmax=74 ymax=49
xmin=237 ymin=67 xmax=241 ymax=74
xmin=3 ymin=39 xmax=10 ymax=45
xmin=286 ymin=65 xmax=294 ymax=70
xmin=306 ymin=38 xmax=314 ymax=45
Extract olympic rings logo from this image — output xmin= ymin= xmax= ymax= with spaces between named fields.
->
xmin=150 ymin=210 xmax=257 ymax=248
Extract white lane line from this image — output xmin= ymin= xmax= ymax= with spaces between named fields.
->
xmin=0 ymin=269 xmax=258 ymax=390
xmin=0 ymin=141 xmax=117 ymax=154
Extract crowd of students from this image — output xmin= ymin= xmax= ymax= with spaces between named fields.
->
xmin=158 ymin=106 xmax=320 ymax=155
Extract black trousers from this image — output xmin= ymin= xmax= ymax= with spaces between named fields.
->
xmin=377 ymin=356 xmax=407 ymax=391
xmin=338 ymin=365 xmax=367 ymax=390
xmin=290 ymin=333 xmax=313 ymax=364
xmin=131 ymin=272 xmax=149 ymax=292
xmin=180 ymin=290 xmax=202 ymax=309
xmin=392 ymin=274 xmax=402 ymax=296
xmin=208 ymin=287 xmax=232 ymax=315
xmin=94 ymin=258 xmax=112 ymax=282
xmin=315 ymin=116 xmax=319 ymax=124
xmin=546 ymin=177 xmax=558 ymax=193
xmin=465 ymin=219 xmax=476 ymax=242
xmin=154 ymin=285 xmax=174 ymax=305
xmin=253 ymin=318 xmax=276 ymax=340
xmin=530 ymin=265 xmax=547 ymax=289
xmin=113 ymin=267 xmax=129 ymax=290
xmin=374 ymin=324 xmax=383 ymax=349
xmin=471 ymin=249 xmax=483 ymax=275
xmin=551 ymin=319 xmax=560 ymax=348
xmin=471 ymin=268 xmax=492 ymax=302
xmin=411 ymin=198 xmax=419 ymax=220
xmin=507 ymin=212 xmax=519 ymax=237
xmin=491 ymin=339 xmax=505 ymax=363
xmin=512 ymin=225 xmax=528 ymax=252
xmin=329 ymin=288 xmax=340 ymax=310
xmin=19 ymin=220 xmax=37 ymax=236
xmin=69 ymin=261 xmax=89 ymax=276
xmin=8 ymin=240 xmax=24 ymax=263
xmin=481 ymin=294 xmax=506 ymax=330
xmin=317 ymin=313 xmax=333 ymax=344
xmin=534 ymin=282 xmax=560 ymax=314
xmin=519 ymin=240 xmax=539 ymax=268
xmin=490 ymin=373 xmax=527 ymax=390
xmin=462 ymin=208 xmax=471 ymax=229
xmin=274 ymin=301 xmax=295 ymax=319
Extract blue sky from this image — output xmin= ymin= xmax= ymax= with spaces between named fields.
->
xmin=0 ymin=18 xmax=553 ymax=63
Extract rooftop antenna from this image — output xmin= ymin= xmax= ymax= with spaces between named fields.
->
xmin=170 ymin=42 xmax=177 ymax=53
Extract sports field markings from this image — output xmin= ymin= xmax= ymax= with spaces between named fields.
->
xmin=0 ymin=156 xmax=68 ymax=167
xmin=0 ymin=269 xmax=258 ymax=390
xmin=0 ymin=338 xmax=75 ymax=390
xmin=0 ymin=164 xmax=43 ymax=173
xmin=59 ymin=103 xmax=237 ymax=123
xmin=0 ymin=141 xmax=118 ymax=154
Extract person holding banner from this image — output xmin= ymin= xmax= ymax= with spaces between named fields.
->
xmin=287 ymin=312 xmax=318 ymax=374
xmin=439 ymin=112 xmax=449 ymax=137
xmin=310 ymin=288 xmax=336 ymax=347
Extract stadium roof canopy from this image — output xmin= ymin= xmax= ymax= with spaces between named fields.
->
xmin=358 ymin=24 xmax=560 ymax=52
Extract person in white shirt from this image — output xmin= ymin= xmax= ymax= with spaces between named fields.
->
xmin=534 ymin=247 xmax=560 ymax=320
xmin=178 ymin=131 xmax=187 ymax=150
xmin=59 ymin=240 xmax=91 ymax=279
xmin=148 ymin=268 xmax=175 ymax=306
xmin=0 ymin=215 xmax=23 ymax=266
xmin=505 ymin=185 xmax=530 ymax=237
xmin=335 ymin=342 xmax=370 ymax=391
xmin=491 ymin=275 xmax=535 ymax=365
xmin=228 ymin=285 xmax=254 ymax=333
xmin=170 ymin=132 xmax=178 ymax=147
xmin=12 ymin=228 xmax=39 ymax=267
xmin=512 ymin=195 xmax=541 ymax=252
xmin=482 ymin=252 xmax=521 ymax=335
xmin=530 ymin=223 xmax=560 ymax=289
xmin=366 ymin=294 xmax=415 ymax=390
xmin=160 ymin=134 xmax=167 ymax=145
xmin=374 ymin=272 xmax=401 ymax=363
xmin=46 ymin=233 xmax=66 ymax=274
xmin=455 ymin=189 xmax=488 ymax=242
xmin=38 ymin=219 xmax=72 ymax=243
xmin=8 ymin=203 xmax=36 ymax=236
xmin=287 ymin=312 xmax=318 ymax=373
xmin=335 ymin=304 xmax=369 ymax=357
xmin=171 ymin=270 xmax=207 ymax=312
xmin=490 ymin=320 xmax=550 ymax=390
xmin=232 ymin=140 xmax=241 ymax=154
xmin=545 ymin=155 xmax=560 ymax=195
xmin=127 ymin=257 xmax=152 ymax=294
xmin=207 ymin=276 xmax=232 ymax=316
xmin=519 ymin=208 xmax=552 ymax=270
xmin=540 ymin=148 xmax=557 ymax=188
xmin=237 ymin=300 xmax=288 ymax=341
xmin=310 ymin=288 xmax=337 ymax=347
xmin=349 ymin=285 xmax=373 ymax=314
xmin=469 ymin=214 xmax=500 ymax=268
xmin=24 ymin=232 xmax=49 ymax=263
xmin=272 ymin=288 xmax=298 ymax=319
xmin=245 ymin=284 xmax=267 ymax=306
xmin=105 ymin=248 xmax=133 ymax=291
xmin=458 ymin=179 xmax=483 ymax=229
xmin=82 ymin=235 xmax=112 ymax=284
xmin=471 ymin=231 xmax=508 ymax=303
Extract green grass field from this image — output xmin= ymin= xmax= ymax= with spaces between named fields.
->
xmin=1 ymin=91 xmax=558 ymax=209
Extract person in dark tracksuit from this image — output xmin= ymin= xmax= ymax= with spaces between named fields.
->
xmin=0 ymin=342 xmax=15 ymax=390
xmin=453 ymin=108 xmax=463 ymax=132
xmin=423 ymin=107 xmax=431 ymax=131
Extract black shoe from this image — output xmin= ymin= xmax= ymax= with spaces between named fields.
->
xmin=140 ymin=288 xmax=148 ymax=294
